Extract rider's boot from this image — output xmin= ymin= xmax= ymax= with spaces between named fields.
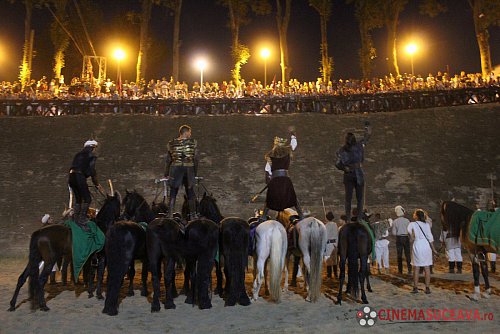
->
xmin=295 ymin=202 xmax=304 ymax=220
xmin=188 ymin=198 xmax=199 ymax=221
xmin=72 ymin=203 xmax=81 ymax=223
xmin=168 ymin=197 xmax=176 ymax=219
xmin=77 ymin=203 xmax=91 ymax=232
xmin=257 ymin=207 xmax=269 ymax=224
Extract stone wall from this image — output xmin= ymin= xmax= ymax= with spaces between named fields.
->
xmin=1 ymin=104 xmax=498 ymax=255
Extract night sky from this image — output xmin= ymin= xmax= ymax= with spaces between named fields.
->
xmin=0 ymin=0 xmax=499 ymax=84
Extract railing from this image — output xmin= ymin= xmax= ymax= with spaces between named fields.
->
xmin=0 ymin=87 xmax=498 ymax=117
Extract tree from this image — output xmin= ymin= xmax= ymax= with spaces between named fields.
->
xmin=467 ymin=0 xmax=500 ymax=77
xmin=136 ymin=0 xmax=153 ymax=83
xmin=347 ymin=0 xmax=383 ymax=79
xmin=219 ymin=0 xmax=271 ymax=86
xmin=47 ymin=0 xmax=70 ymax=80
xmin=155 ymin=0 xmax=183 ymax=82
xmin=309 ymin=0 xmax=333 ymax=83
xmin=276 ymin=0 xmax=292 ymax=84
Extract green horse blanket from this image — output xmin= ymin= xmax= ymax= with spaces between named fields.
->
xmin=468 ymin=210 xmax=500 ymax=254
xmin=63 ymin=220 xmax=105 ymax=281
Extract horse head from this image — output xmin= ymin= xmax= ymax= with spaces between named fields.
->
xmin=95 ymin=191 xmax=121 ymax=231
xmin=199 ymin=192 xmax=224 ymax=224
xmin=151 ymin=201 xmax=169 ymax=217
xmin=122 ymin=190 xmax=154 ymax=223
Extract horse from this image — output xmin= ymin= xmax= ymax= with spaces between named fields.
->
xmin=148 ymin=217 xmax=219 ymax=311
xmin=276 ymin=209 xmax=302 ymax=288
xmin=102 ymin=190 xmax=156 ymax=316
xmin=8 ymin=194 xmax=120 ymax=311
xmin=252 ymin=220 xmax=287 ymax=303
xmin=293 ymin=217 xmax=327 ymax=302
xmin=336 ymin=222 xmax=373 ymax=305
xmin=86 ymin=193 xmax=122 ymax=299
xmin=198 ymin=193 xmax=251 ymax=306
xmin=440 ymin=201 xmax=496 ymax=300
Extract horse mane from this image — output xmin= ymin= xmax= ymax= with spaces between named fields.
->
xmin=123 ymin=190 xmax=155 ymax=223
xmin=440 ymin=201 xmax=474 ymax=239
xmin=199 ymin=193 xmax=224 ymax=224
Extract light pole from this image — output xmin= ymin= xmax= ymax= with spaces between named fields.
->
xmin=260 ymin=48 xmax=270 ymax=88
xmin=196 ymin=58 xmax=207 ymax=94
xmin=113 ymin=48 xmax=125 ymax=94
xmin=405 ymin=43 xmax=417 ymax=76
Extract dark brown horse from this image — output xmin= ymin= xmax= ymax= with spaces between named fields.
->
xmin=440 ymin=201 xmax=495 ymax=300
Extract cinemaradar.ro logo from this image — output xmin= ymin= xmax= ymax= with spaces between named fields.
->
xmin=357 ymin=306 xmax=378 ymax=327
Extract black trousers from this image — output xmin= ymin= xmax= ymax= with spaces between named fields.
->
xmin=68 ymin=173 xmax=91 ymax=204
xmin=343 ymin=172 xmax=364 ymax=220
xmin=396 ymin=235 xmax=411 ymax=273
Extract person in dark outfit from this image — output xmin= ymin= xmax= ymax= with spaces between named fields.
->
xmin=165 ymin=125 xmax=199 ymax=220
xmin=336 ymin=121 xmax=372 ymax=222
xmin=68 ymin=140 xmax=105 ymax=231
xmin=259 ymin=134 xmax=303 ymax=222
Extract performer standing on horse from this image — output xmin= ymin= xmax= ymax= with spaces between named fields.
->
xmin=68 ymin=139 xmax=105 ymax=231
xmin=336 ymin=121 xmax=372 ymax=223
xmin=259 ymin=128 xmax=303 ymax=223
xmin=165 ymin=125 xmax=199 ymax=220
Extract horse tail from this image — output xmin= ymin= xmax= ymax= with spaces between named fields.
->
xmin=269 ymin=224 xmax=283 ymax=302
xmin=28 ymin=230 xmax=42 ymax=301
xmin=347 ymin=226 xmax=360 ymax=299
xmin=308 ymin=220 xmax=324 ymax=302
xmin=224 ymin=220 xmax=248 ymax=304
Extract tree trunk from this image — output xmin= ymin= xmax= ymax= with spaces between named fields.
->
xmin=359 ymin=19 xmax=373 ymax=79
xmin=228 ymin=1 xmax=241 ymax=84
xmin=53 ymin=48 xmax=65 ymax=79
xmin=386 ymin=15 xmax=399 ymax=76
xmin=319 ymin=13 xmax=330 ymax=82
xmin=276 ymin=0 xmax=292 ymax=86
xmin=136 ymin=0 xmax=153 ymax=83
xmin=20 ymin=0 xmax=33 ymax=89
xmin=471 ymin=0 xmax=492 ymax=77
xmin=172 ymin=0 xmax=183 ymax=82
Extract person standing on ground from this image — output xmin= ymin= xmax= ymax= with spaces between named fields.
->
xmin=392 ymin=205 xmax=412 ymax=275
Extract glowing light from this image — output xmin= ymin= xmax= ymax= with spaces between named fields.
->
xmin=113 ymin=48 xmax=126 ymax=61
xmin=196 ymin=58 xmax=207 ymax=71
xmin=260 ymin=48 xmax=270 ymax=59
xmin=405 ymin=43 xmax=417 ymax=56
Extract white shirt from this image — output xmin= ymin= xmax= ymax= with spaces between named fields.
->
xmin=265 ymin=135 xmax=297 ymax=175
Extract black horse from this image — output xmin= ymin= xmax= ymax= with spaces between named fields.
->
xmin=102 ymin=190 xmax=157 ymax=316
xmin=86 ymin=193 xmax=122 ymax=299
xmin=148 ymin=216 xmax=219 ymax=311
xmin=9 ymin=194 xmax=120 ymax=311
xmin=440 ymin=201 xmax=494 ymax=300
xmin=198 ymin=194 xmax=251 ymax=306
xmin=336 ymin=222 xmax=373 ymax=305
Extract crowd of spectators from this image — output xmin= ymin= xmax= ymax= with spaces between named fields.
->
xmin=1 ymin=71 xmax=498 ymax=101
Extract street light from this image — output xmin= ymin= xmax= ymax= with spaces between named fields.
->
xmin=196 ymin=58 xmax=207 ymax=94
xmin=260 ymin=48 xmax=270 ymax=88
xmin=113 ymin=48 xmax=125 ymax=94
xmin=405 ymin=43 xmax=417 ymax=76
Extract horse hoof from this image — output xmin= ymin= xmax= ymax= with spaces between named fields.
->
xmin=141 ymin=290 xmax=148 ymax=297
xmin=214 ymin=288 xmax=222 ymax=296
xmin=199 ymin=301 xmax=212 ymax=310
xmin=239 ymin=296 xmax=251 ymax=306
xmin=96 ymin=294 xmax=104 ymax=300
xmin=362 ymin=299 xmax=369 ymax=304
xmin=102 ymin=308 xmax=118 ymax=316
xmin=184 ymin=297 xmax=194 ymax=305
xmin=264 ymin=289 xmax=270 ymax=296
xmin=225 ymin=299 xmax=237 ymax=307
xmin=164 ymin=301 xmax=176 ymax=309
xmin=7 ymin=306 xmax=15 ymax=312
xmin=368 ymin=288 xmax=373 ymax=293
xmin=40 ymin=306 xmax=50 ymax=312
xmin=470 ymin=294 xmax=480 ymax=301
xmin=88 ymin=293 xmax=94 ymax=299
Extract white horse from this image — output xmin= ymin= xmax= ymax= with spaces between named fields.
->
xmin=252 ymin=220 xmax=288 ymax=303
xmin=285 ymin=217 xmax=327 ymax=302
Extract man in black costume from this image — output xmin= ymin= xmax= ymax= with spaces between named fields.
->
xmin=68 ymin=139 xmax=105 ymax=231
xmin=336 ymin=121 xmax=372 ymax=223
xmin=165 ymin=125 xmax=199 ymax=220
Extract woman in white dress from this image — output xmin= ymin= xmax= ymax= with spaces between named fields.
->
xmin=408 ymin=209 xmax=438 ymax=294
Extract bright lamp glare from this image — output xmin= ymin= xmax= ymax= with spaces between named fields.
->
xmin=196 ymin=59 xmax=207 ymax=70
xmin=260 ymin=48 xmax=270 ymax=59
xmin=406 ymin=44 xmax=417 ymax=55
xmin=113 ymin=49 xmax=125 ymax=61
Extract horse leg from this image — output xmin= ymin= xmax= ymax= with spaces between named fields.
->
xmin=337 ymin=256 xmax=346 ymax=305
xmin=198 ymin=255 xmax=215 ymax=310
xmin=264 ymin=259 xmax=270 ymax=296
xmin=127 ymin=262 xmax=135 ymax=296
xmin=366 ymin=268 xmax=373 ymax=293
xmin=359 ymin=256 xmax=369 ymax=304
xmin=164 ymin=258 xmax=176 ymax=309
xmin=141 ymin=258 xmax=149 ymax=297
xmin=61 ymin=257 xmax=69 ymax=286
xmin=95 ymin=255 xmax=106 ymax=300
xmin=8 ymin=265 xmax=30 ymax=311
xmin=283 ymin=254 xmax=290 ymax=291
xmin=184 ymin=259 xmax=196 ymax=305
xmin=252 ymin=256 xmax=266 ymax=301
xmin=214 ymin=260 xmax=223 ymax=296
xmin=480 ymin=260 xmax=491 ymax=298
xmin=471 ymin=261 xmax=481 ymax=301
xmin=223 ymin=260 xmax=230 ymax=299
xmin=37 ymin=260 xmax=56 ymax=311
xmin=87 ymin=254 xmax=97 ymax=298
